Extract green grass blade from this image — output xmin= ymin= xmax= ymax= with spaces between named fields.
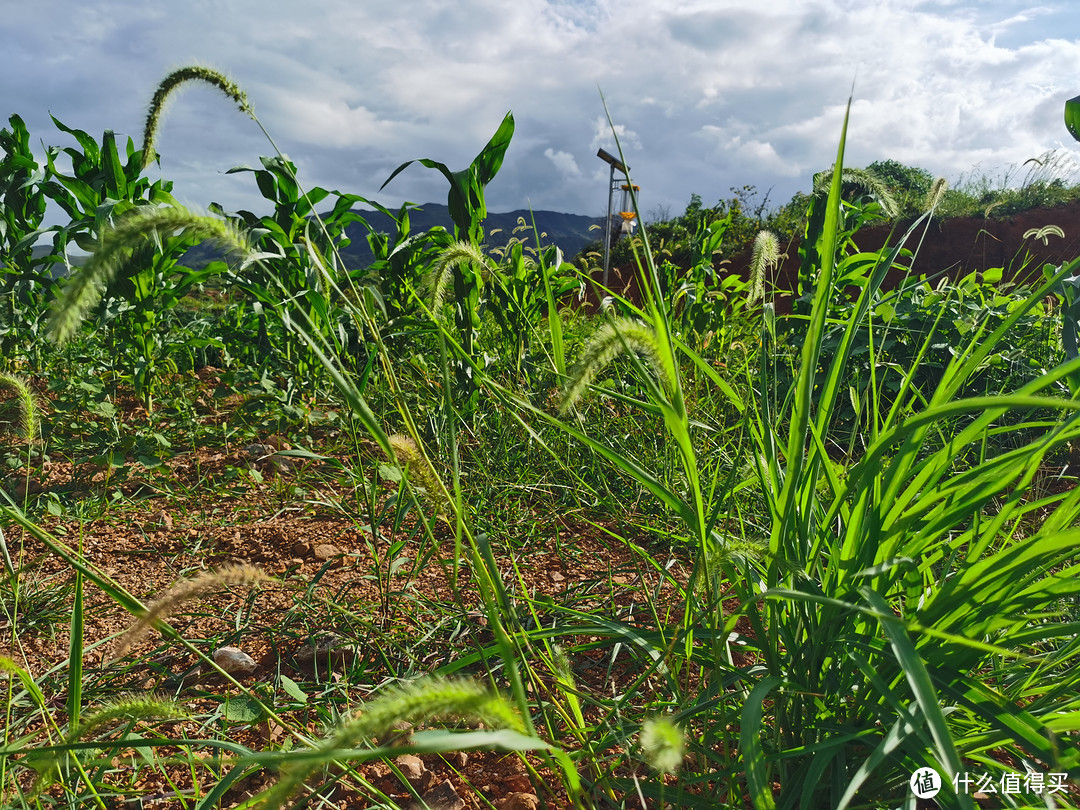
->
xmin=860 ymin=588 xmax=972 ymax=809
xmin=741 ymin=675 xmax=781 ymax=810
xmin=66 ymin=568 xmax=84 ymax=732
xmin=774 ymin=95 xmax=851 ymax=557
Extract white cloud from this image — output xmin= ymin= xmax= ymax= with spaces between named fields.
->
xmin=544 ymin=148 xmax=582 ymax=178
xmin=590 ymin=116 xmax=643 ymax=153
xmin=3 ymin=0 xmax=1080 ymax=220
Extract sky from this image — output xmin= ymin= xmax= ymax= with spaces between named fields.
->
xmin=3 ymin=0 xmax=1079 ymax=227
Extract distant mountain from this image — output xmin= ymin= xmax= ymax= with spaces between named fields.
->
xmin=172 ymin=203 xmax=603 ymax=271
xmin=338 ymin=202 xmax=604 ymax=266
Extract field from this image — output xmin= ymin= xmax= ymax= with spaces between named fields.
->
xmin=4 ymin=68 xmax=1080 ymax=809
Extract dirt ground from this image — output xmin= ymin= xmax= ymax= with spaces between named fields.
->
xmin=1 ymin=388 xmax=702 ymax=808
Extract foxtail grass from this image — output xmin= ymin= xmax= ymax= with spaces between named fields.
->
xmin=425 ymin=241 xmax=494 ymax=317
xmin=0 ymin=372 xmax=39 ymax=445
xmin=142 ymin=66 xmax=254 ymax=169
xmin=48 ymin=206 xmax=252 ymax=345
xmin=387 ymin=433 xmax=452 ymax=519
xmin=1024 ymin=224 xmax=1066 ymax=245
xmin=925 ymin=176 xmax=949 ymax=212
xmin=639 ymin=716 xmax=685 ymax=776
xmin=814 ymin=165 xmax=900 ymax=218
xmin=559 ymin=317 xmax=666 ymax=413
xmin=112 ymin=563 xmax=269 ymax=661
xmin=257 ymin=676 xmax=527 ymax=809
xmin=747 ymin=230 xmax=780 ymax=305
xmin=27 ymin=694 xmax=188 ymax=799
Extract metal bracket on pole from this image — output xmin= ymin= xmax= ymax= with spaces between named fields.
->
xmin=597 ymin=148 xmax=629 ymax=288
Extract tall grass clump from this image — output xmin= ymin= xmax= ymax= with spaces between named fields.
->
xmin=489 ymin=98 xmax=1080 ymax=807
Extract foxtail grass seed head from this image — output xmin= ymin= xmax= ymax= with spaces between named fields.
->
xmin=29 ymin=694 xmax=187 ymax=799
xmin=263 ymin=676 xmax=523 ymax=808
xmin=748 ymin=230 xmax=780 ymax=305
xmin=550 ymin=645 xmax=577 ymax=690
xmin=425 ymin=241 xmax=494 ymax=317
xmin=142 ymin=66 xmax=254 ymax=168
xmin=1023 ymin=224 xmax=1066 ymax=246
xmin=0 ymin=372 xmax=39 ymax=444
xmin=344 ymin=676 xmax=526 ymax=741
xmin=559 ymin=317 xmax=664 ymax=413
xmin=49 ymin=206 xmax=252 ymax=345
xmin=814 ymin=166 xmax=899 ymax=219
xmin=925 ymin=176 xmax=949 ymax=213
xmin=700 ymin=534 xmax=769 ymax=586
xmin=112 ymin=563 xmax=268 ymax=660
xmin=68 ymin=694 xmax=188 ymax=743
xmin=639 ymin=716 xmax=685 ymax=775
xmin=387 ymin=434 xmax=451 ymax=518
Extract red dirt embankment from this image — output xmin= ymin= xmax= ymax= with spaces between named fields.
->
xmin=742 ymin=200 xmax=1080 ymax=311
xmin=588 ymin=201 xmax=1080 ymax=313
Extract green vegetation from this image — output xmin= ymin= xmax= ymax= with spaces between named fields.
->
xmin=1 ymin=69 xmax=1080 ymax=809
xmin=595 ymin=147 xmax=1080 ymax=283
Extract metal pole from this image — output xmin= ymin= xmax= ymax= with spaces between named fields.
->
xmin=602 ymin=163 xmax=614 ymax=287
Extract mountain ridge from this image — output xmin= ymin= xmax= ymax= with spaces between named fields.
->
xmin=337 ymin=202 xmax=603 ymax=265
xmin=163 ymin=203 xmax=603 ymax=271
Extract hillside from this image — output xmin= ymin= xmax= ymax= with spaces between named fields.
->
xmin=175 ymin=204 xmax=602 ymax=270
xmin=338 ymin=203 xmax=602 ymax=265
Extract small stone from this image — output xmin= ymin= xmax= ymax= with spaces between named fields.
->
xmin=497 ymin=793 xmax=539 ymax=810
xmin=313 ymin=544 xmax=340 ymax=561
xmin=549 ymin=571 xmax=565 ymax=583
xmin=269 ymin=454 xmax=295 ymax=473
xmin=294 ymin=633 xmax=361 ymax=670
xmin=421 ymin=779 xmax=465 ymax=810
xmin=265 ymin=435 xmax=292 ymax=451
xmin=213 ymin=646 xmax=257 ymax=675
xmin=292 ymin=540 xmax=312 ymax=556
xmin=395 ymin=753 xmax=425 ymax=781
xmin=501 ymin=774 xmax=532 ymax=793
xmin=442 ymin=750 xmax=468 ymax=768
xmin=382 ymin=720 xmax=414 ymax=746
xmin=242 ymin=443 xmax=274 ymax=460
xmin=369 ymin=761 xmax=391 ymax=779
xmin=394 ymin=754 xmax=434 ymax=790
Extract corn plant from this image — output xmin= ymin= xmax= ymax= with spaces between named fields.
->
xmin=26 ymin=117 xmax=223 ymax=407
xmin=381 ymin=113 xmax=515 ymax=407
xmin=361 ymin=200 xmax=453 ymax=326
xmin=485 ymin=236 xmax=578 ymax=383
xmin=0 ymin=115 xmax=60 ymax=367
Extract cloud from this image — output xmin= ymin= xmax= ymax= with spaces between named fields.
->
xmin=3 ymin=0 xmax=1080 ymax=223
xmin=590 ymin=116 xmax=643 ymax=153
xmin=544 ymin=148 xmax=582 ymax=178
